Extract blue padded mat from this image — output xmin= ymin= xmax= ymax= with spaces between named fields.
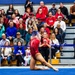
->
xmin=0 ymin=68 xmax=75 ymax=75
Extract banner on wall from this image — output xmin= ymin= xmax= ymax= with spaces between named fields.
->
xmin=0 ymin=0 xmax=74 ymax=4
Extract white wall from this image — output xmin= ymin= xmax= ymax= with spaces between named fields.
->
xmin=0 ymin=4 xmax=73 ymax=15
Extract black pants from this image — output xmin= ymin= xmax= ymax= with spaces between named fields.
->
xmin=51 ymin=48 xmax=58 ymax=58
xmin=16 ymin=55 xmax=25 ymax=66
xmin=39 ymin=47 xmax=49 ymax=62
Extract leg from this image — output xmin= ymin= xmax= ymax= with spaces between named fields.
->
xmin=45 ymin=47 xmax=49 ymax=62
xmin=30 ymin=56 xmax=44 ymax=70
xmin=7 ymin=56 xmax=11 ymax=65
xmin=35 ymin=53 xmax=58 ymax=71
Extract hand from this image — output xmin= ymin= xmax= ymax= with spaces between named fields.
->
xmin=9 ymin=36 xmax=12 ymax=40
xmin=16 ymin=53 xmax=19 ymax=55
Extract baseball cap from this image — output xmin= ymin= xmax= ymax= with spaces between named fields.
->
xmin=16 ymin=32 xmax=20 ymax=35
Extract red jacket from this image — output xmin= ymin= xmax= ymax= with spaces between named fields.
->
xmin=37 ymin=6 xmax=48 ymax=16
xmin=36 ymin=13 xmax=46 ymax=22
xmin=55 ymin=12 xmax=64 ymax=19
xmin=16 ymin=23 xmax=26 ymax=30
xmin=46 ymin=16 xmax=56 ymax=27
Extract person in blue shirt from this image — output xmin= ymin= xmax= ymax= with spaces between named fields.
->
xmin=6 ymin=20 xmax=17 ymax=41
xmin=14 ymin=41 xmax=25 ymax=66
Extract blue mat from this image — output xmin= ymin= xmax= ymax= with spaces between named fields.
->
xmin=0 ymin=68 xmax=75 ymax=75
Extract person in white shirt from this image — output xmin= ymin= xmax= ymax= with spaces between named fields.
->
xmin=1 ymin=41 xmax=12 ymax=65
xmin=54 ymin=16 xmax=66 ymax=43
xmin=0 ymin=33 xmax=10 ymax=46
xmin=50 ymin=33 xmax=60 ymax=59
xmin=54 ymin=16 xmax=66 ymax=32
xmin=24 ymin=47 xmax=31 ymax=66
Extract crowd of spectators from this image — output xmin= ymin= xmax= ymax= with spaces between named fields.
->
xmin=0 ymin=0 xmax=75 ymax=66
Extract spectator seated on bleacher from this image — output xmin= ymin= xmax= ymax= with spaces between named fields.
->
xmin=55 ymin=9 xmax=64 ymax=20
xmin=24 ymin=0 xmax=33 ymax=12
xmin=49 ymin=3 xmax=57 ymax=16
xmin=53 ymin=28 xmax=63 ymax=44
xmin=22 ymin=7 xmax=34 ymax=23
xmin=17 ymin=22 xmax=27 ymax=40
xmin=13 ymin=32 xmax=25 ymax=46
xmin=37 ymin=1 xmax=48 ymax=16
xmin=16 ymin=18 xmax=26 ymax=30
xmin=39 ymin=32 xmax=50 ymax=62
xmin=1 ymin=41 xmax=12 ymax=65
xmin=6 ymin=4 xmax=15 ymax=20
xmin=0 ymin=23 xmax=5 ymax=40
xmin=46 ymin=12 xmax=56 ymax=30
xmin=6 ymin=20 xmax=17 ymax=41
xmin=0 ymin=33 xmax=10 ymax=46
xmin=14 ymin=9 xmax=22 ymax=19
xmin=50 ymin=33 xmax=60 ymax=59
xmin=69 ymin=1 xmax=75 ymax=25
xmin=13 ymin=41 xmax=25 ymax=66
xmin=11 ymin=14 xmax=19 ymax=25
xmin=24 ymin=46 xmax=31 ymax=66
xmin=59 ymin=3 xmax=69 ymax=20
xmin=25 ymin=28 xmax=33 ymax=46
xmin=36 ymin=8 xmax=46 ymax=22
xmin=54 ymin=16 xmax=66 ymax=43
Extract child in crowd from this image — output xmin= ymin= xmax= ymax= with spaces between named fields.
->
xmin=24 ymin=46 xmax=31 ymax=66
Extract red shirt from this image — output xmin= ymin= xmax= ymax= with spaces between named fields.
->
xmin=55 ymin=12 xmax=64 ymax=19
xmin=46 ymin=16 xmax=56 ymax=27
xmin=30 ymin=37 xmax=40 ymax=58
xmin=42 ymin=38 xmax=50 ymax=47
xmin=36 ymin=13 xmax=46 ymax=22
xmin=37 ymin=6 xmax=48 ymax=16
xmin=16 ymin=23 xmax=26 ymax=30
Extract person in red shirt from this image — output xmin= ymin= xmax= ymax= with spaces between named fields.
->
xmin=36 ymin=9 xmax=46 ymax=22
xmin=30 ymin=31 xmax=58 ymax=71
xmin=16 ymin=18 xmax=26 ymax=30
xmin=46 ymin=12 xmax=56 ymax=29
xmin=39 ymin=32 xmax=50 ymax=62
xmin=37 ymin=1 xmax=48 ymax=16
xmin=55 ymin=9 xmax=64 ymax=20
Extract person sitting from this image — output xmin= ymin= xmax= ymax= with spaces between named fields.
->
xmin=0 ymin=33 xmax=10 ymax=46
xmin=39 ymin=32 xmax=50 ymax=62
xmin=46 ymin=12 xmax=56 ymax=30
xmin=37 ymin=1 xmax=48 ymax=16
xmin=49 ymin=3 xmax=57 ymax=16
xmin=69 ymin=1 xmax=75 ymax=25
xmin=36 ymin=9 xmax=46 ymax=22
xmin=1 ymin=41 xmax=12 ymax=65
xmin=59 ymin=3 xmax=69 ymax=19
xmin=6 ymin=21 xmax=17 ymax=41
xmin=24 ymin=0 xmax=33 ymax=12
xmin=14 ymin=41 xmax=25 ymax=66
xmin=50 ymin=33 xmax=60 ymax=59
xmin=24 ymin=46 xmax=31 ymax=66
xmin=6 ymin=4 xmax=15 ymax=19
xmin=13 ymin=32 xmax=25 ymax=46
xmin=25 ymin=28 xmax=33 ymax=46
xmin=55 ymin=9 xmax=64 ymax=20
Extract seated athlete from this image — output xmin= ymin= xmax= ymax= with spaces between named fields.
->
xmin=30 ymin=31 xmax=58 ymax=71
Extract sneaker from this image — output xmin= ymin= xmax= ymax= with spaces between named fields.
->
xmin=70 ymin=23 xmax=72 ymax=26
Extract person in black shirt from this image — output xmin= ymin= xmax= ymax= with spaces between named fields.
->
xmin=59 ymin=3 xmax=69 ymax=19
xmin=24 ymin=0 xmax=33 ymax=12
